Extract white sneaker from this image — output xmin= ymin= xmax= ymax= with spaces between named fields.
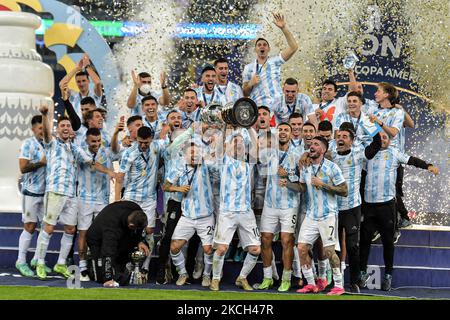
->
xmin=80 ymin=273 xmax=90 ymax=282
xmin=201 ymin=275 xmax=211 ymax=287
xmin=193 ymin=262 xmax=204 ymax=280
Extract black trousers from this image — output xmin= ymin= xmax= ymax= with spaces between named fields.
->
xmin=395 ymin=165 xmax=409 ymax=222
xmin=338 ymin=206 xmax=361 ymax=285
xmin=360 ymin=199 xmax=396 ymax=275
xmin=158 ymin=199 xmax=182 ymax=270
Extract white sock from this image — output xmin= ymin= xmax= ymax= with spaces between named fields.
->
xmin=142 ymin=233 xmax=154 ymax=270
xmin=301 ymin=265 xmax=316 ymax=286
xmin=212 ymin=252 xmax=225 ymax=280
xmin=271 ymin=251 xmax=279 ymax=280
xmin=57 ymin=233 xmax=74 ymax=265
xmin=292 ymin=247 xmax=302 ymax=278
xmin=17 ymin=230 xmax=33 ymax=264
xmin=203 ymin=253 xmax=213 ymax=276
xmin=318 ymin=259 xmax=328 ymax=279
xmin=263 ymin=266 xmax=272 ymax=279
xmin=196 ymin=244 xmax=204 ymax=265
xmin=79 ymin=259 xmax=88 ymax=272
xmin=36 ymin=230 xmax=52 ymax=264
xmin=282 ymin=269 xmax=292 ymax=282
xmin=311 ymin=258 xmax=317 ymax=279
xmin=239 ymin=253 xmax=258 ymax=278
xmin=170 ymin=251 xmax=187 ymax=275
xmin=332 ymin=267 xmax=343 ymax=288
xmin=341 ymin=261 xmax=346 ymax=272
xmin=326 ymin=258 xmax=331 ymax=272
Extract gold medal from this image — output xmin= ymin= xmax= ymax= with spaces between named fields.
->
xmin=141 ymin=169 xmax=147 ymax=177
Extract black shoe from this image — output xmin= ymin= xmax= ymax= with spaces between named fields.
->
xmin=382 ymin=274 xmax=392 ymax=291
xmin=156 ymin=267 xmax=167 ymax=285
xmin=350 ymin=283 xmax=360 ymax=293
xmin=358 ymin=271 xmax=370 ymax=288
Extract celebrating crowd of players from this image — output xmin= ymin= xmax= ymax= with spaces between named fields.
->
xmin=16 ymin=13 xmax=439 ymax=294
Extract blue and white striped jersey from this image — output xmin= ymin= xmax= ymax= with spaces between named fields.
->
xmin=69 ymin=90 xmax=102 ymax=120
xmin=272 ymin=93 xmax=315 ymax=124
xmin=242 ymin=54 xmax=285 ymax=107
xmin=300 ymin=158 xmax=346 ymax=221
xmin=74 ymin=126 xmax=111 ymax=148
xmin=142 ymin=117 xmax=164 ymax=139
xmin=362 ymin=98 xmax=378 ymax=115
xmin=218 ymin=154 xmax=254 ymax=213
xmin=364 ymin=147 xmax=410 ymax=203
xmin=331 ymin=144 xmax=366 ymax=211
xmin=19 ymin=137 xmax=46 ymax=195
xmin=77 ymin=146 xmax=118 ymax=204
xmin=162 ymin=146 xmax=184 ymax=203
xmin=195 ymin=87 xmax=223 ymax=106
xmin=373 ymin=107 xmax=404 ymax=150
xmin=335 ymin=112 xmax=372 ymax=147
xmin=264 ymin=144 xmax=301 ymax=209
xmin=45 ymin=139 xmax=88 ymax=197
xmin=130 ymin=91 xmax=162 ymax=117
xmin=181 ymin=108 xmax=202 ymax=129
xmin=215 ymin=81 xmax=243 ymax=106
xmin=166 ymin=161 xmax=215 ymax=219
xmin=119 ymin=139 xmax=168 ymax=202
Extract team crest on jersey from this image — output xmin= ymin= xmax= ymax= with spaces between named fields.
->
xmin=384 ymin=153 xmax=390 ymax=160
xmin=347 ymin=159 xmax=353 ymax=165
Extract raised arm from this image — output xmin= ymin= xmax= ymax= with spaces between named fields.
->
xmin=369 ymin=114 xmax=400 ymax=138
xmin=127 ymin=70 xmax=141 ymax=109
xmin=82 ymin=54 xmax=102 ymax=97
xmin=39 ymin=105 xmax=52 ymax=144
xmin=111 ymin=119 xmax=125 ymax=154
xmin=311 ymin=177 xmax=348 ymax=197
xmin=59 ymin=59 xmax=82 ymax=89
xmin=348 ymin=69 xmax=359 ymax=92
xmin=273 ymin=13 xmax=298 ymax=62
xmin=159 ymin=72 xmax=170 ymax=106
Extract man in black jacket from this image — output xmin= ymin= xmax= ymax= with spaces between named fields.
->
xmin=87 ymin=201 xmax=149 ymax=287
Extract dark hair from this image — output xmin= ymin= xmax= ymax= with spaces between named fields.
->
xmin=166 ymin=110 xmax=180 ymax=119
xmin=318 ymin=120 xmax=333 ymax=132
xmin=255 ymin=37 xmax=269 ymax=47
xmin=312 ymin=136 xmax=329 ymax=152
xmin=378 ymin=82 xmax=399 ymax=105
xmin=127 ymin=115 xmax=142 ymax=127
xmin=322 ymin=79 xmax=338 ymax=92
xmin=75 ymin=71 xmax=89 ymax=79
xmin=141 ymin=95 xmax=158 ymax=105
xmin=84 ymin=109 xmax=102 ymax=126
xmin=86 ymin=127 xmax=101 ymax=137
xmin=201 ymin=65 xmax=216 ymax=75
xmin=138 ymin=72 xmax=151 ymax=79
xmin=339 ymin=122 xmax=355 ymax=140
xmin=80 ymin=97 xmax=96 ymax=106
xmin=184 ymin=88 xmax=197 ymax=97
xmin=302 ymin=121 xmax=316 ymax=131
xmin=128 ymin=210 xmax=148 ymax=229
xmin=258 ymin=105 xmax=271 ymax=113
xmin=347 ymin=91 xmax=364 ymax=103
xmin=214 ymin=58 xmax=228 ymax=66
xmin=277 ymin=122 xmax=292 ymax=130
xmin=31 ymin=115 xmax=42 ymax=126
xmin=137 ymin=126 xmax=154 ymax=139
xmin=57 ymin=116 xmax=71 ymax=125
xmin=289 ymin=112 xmax=303 ymax=121
xmin=284 ymin=78 xmax=298 ymax=86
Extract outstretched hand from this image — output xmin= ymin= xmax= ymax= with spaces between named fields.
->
xmin=272 ymin=12 xmax=286 ymax=29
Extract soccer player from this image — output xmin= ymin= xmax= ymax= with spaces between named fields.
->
xmin=288 ymin=112 xmax=303 ymax=147
xmin=59 ymin=54 xmax=103 ymax=119
xmin=181 ymin=88 xmax=202 ymax=129
xmin=242 ymin=12 xmax=298 ymax=107
xmin=312 ymin=80 xmax=347 ymax=129
xmin=210 ymin=129 xmax=260 ymax=291
xmin=258 ymin=123 xmax=301 ymax=292
xmin=127 ymin=70 xmax=169 ymax=117
xmin=141 ymin=95 xmax=164 ymax=138
xmin=165 ymin=141 xmax=216 ymax=287
xmin=359 ymin=132 xmax=439 ymax=291
xmin=299 ymin=122 xmax=316 ymax=152
xmin=15 ymin=115 xmax=48 ymax=277
xmin=195 ymin=66 xmax=223 ymax=106
xmin=76 ymin=127 xmax=120 ymax=281
xmin=318 ymin=121 xmax=334 ymax=142
xmin=115 ymin=126 xmax=169 ymax=272
xmin=214 ymin=58 xmax=243 ymax=105
xmin=332 ymin=123 xmax=382 ymax=292
xmin=287 ymin=136 xmax=348 ymax=295
xmin=34 ymin=106 xmax=108 ymax=279
xmin=75 ymin=109 xmax=111 ymax=148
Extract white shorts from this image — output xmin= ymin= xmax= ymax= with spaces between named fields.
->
xmin=22 ymin=195 xmax=44 ymax=224
xmin=172 ymin=215 xmax=215 ymax=246
xmin=77 ymin=201 xmax=107 ymax=231
xmin=298 ymin=215 xmax=338 ymax=248
xmin=260 ymin=206 xmax=298 ymax=234
xmin=214 ymin=210 xmax=261 ymax=250
xmin=128 ymin=200 xmax=156 ymax=228
xmin=295 ymin=212 xmax=306 ymax=244
xmin=43 ymin=192 xmax=78 ymax=226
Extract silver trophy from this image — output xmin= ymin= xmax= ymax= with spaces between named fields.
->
xmin=129 ymin=250 xmax=147 ymax=285
xmin=201 ymin=97 xmax=258 ymax=128
xmin=343 ymin=50 xmax=359 ymax=70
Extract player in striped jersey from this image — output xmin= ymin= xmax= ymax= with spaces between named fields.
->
xmin=242 ymin=12 xmax=298 ymax=108
xmin=359 ymin=131 xmax=439 ymax=291
xmin=115 ymin=126 xmax=169 ymax=272
xmin=210 ymin=128 xmax=260 ymax=291
xmin=76 ymin=127 xmax=120 ymax=281
xmin=287 ymin=136 xmax=348 ymax=295
xmin=258 ymin=123 xmax=301 ymax=292
xmin=75 ymin=109 xmax=111 ymax=148
xmin=288 ymin=112 xmax=303 ymax=148
xmin=142 ymin=95 xmax=165 ymax=139
xmin=312 ymin=80 xmax=348 ymax=130
xmin=195 ymin=66 xmax=223 ymax=107
xmin=214 ymin=58 xmax=243 ymax=105
xmin=126 ymin=70 xmax=170 ymax=117
xmin=299 ymin=122 xmax=316 ymax=152
xmin=331 ymin=122 xmax=382 ymax=293
xmin=181 ymin=88 xmax=202 ymax=129
xmin=34 ymin=106 xmax=110 ymax=280
xmin=165 ymin=141 xmax=216 ymax=287
xmin=15 ymin=115 xmax=48 ymax=277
